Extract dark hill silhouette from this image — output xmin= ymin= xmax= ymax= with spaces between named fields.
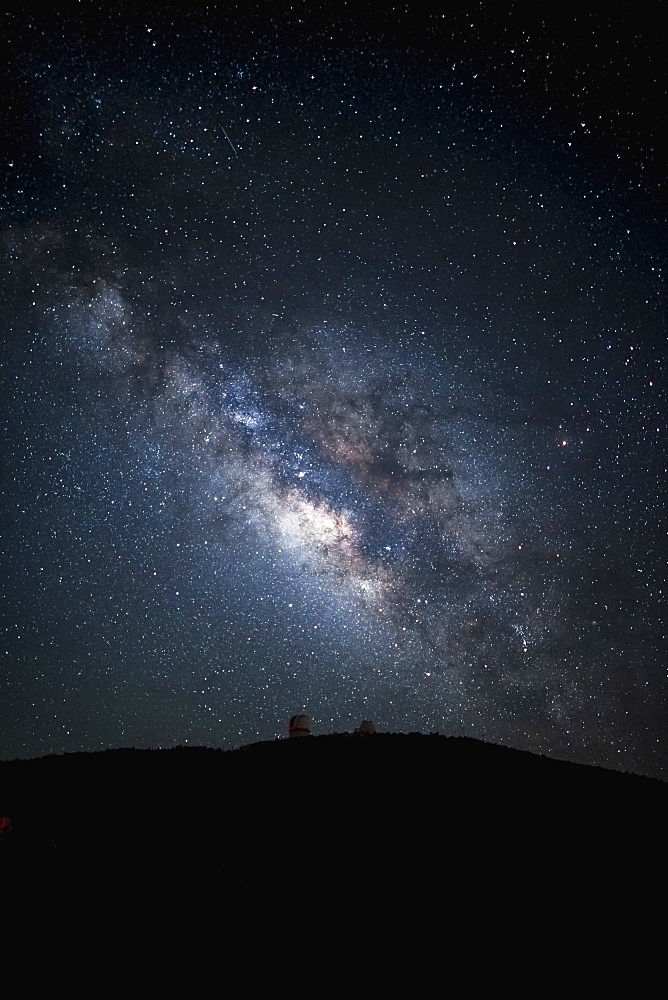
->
xmin=1 ymin=734 xmax=665 ymax=923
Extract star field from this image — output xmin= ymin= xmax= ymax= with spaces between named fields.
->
xmin=0 ymin=4 xmax=665 ymax=774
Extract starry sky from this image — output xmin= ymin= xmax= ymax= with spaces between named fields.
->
xmin=1 ymin=3 xmax=665 ymax=775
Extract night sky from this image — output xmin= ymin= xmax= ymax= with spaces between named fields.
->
xmin=1 ymin=4 xmax=665 ymax=775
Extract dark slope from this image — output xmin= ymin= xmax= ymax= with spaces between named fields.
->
xmin=1 ymin=734 xmax=665 ymax=921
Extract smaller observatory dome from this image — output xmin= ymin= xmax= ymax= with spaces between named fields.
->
xmin=355 ymin=720 xmax=377 ymax=734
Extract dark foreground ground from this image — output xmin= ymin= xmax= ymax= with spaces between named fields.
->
xmin=1 ymin=734 xmax=665 ymax=926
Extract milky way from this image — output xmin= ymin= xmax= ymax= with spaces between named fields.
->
xmin=1 ymin=5 xmax=664 ymax=774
